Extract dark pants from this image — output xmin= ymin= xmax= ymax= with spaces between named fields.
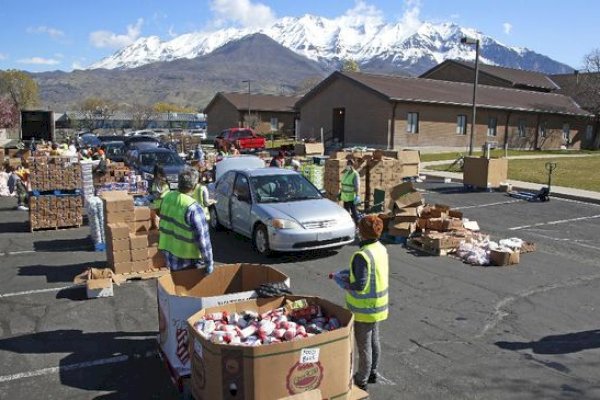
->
xmin=343 ymin=201 xmax=360 ymax=223
xmin=354 ymin=321 xmax=381 ymax=386
xmin=16 ymin=180 xmax=28 ymax=207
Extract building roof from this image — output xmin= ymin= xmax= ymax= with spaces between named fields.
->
xmin=298 ymin=71 xmax=591 ymax=117
xmin=420 ymin=60 xmax=560 ymax=91
xmin=549 ymin=72 xmax=600 ymax=112
xmin=206 ymin=92 xmax=301 ymax=114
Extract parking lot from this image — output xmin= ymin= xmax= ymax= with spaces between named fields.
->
xmin=1 ymin=181 xmax=600 ymax=399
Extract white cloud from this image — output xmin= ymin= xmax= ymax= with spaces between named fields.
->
xmin=399 ymin=0 xmax=422 ymax=31
xmin=71 ymin=61 xmax=84 ymax=70
xmin=337 ymin=0 xmax=385 ymax=27
xmin=168 ymin=26 xmax=178 ymax=38
xmin=0 ymin=53 xmax=7 ymax=60
xmin=89 ymin=18 xmax=144 ymax=49
xmin=209 ymin=0 xmax=276 ymax=29
xmin=503 ymin=22 xmax=512 ymax=35
xmin=450 ymin=13 xmax=460 ymax=20
xmin=26 ymin=25 xmax=65 ymax=39
xmin=18 ymin=57 xmax=60 ymax=65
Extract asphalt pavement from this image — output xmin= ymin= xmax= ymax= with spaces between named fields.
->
xmin=0 ymin=183 xmax=599 ymax=400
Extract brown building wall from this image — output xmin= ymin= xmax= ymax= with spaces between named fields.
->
xmin=392 ymin=103 xmax=583 ymax=150
xmin=298 ymin=78 xmax=392 ymax=147
xmin=252 ymin=111 xmax=296 ymax=136
xmin=423 ymin=64 xmax=511 ymax=88
xmin=206 ymin=97 xmax=241 ymax=136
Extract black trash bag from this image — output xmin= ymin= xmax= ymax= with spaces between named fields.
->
xmin=255 ymin=282 xmax=292 ymax=298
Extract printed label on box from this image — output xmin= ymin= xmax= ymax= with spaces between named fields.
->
xmin=300 ymin=348 xmax=320 ymax=364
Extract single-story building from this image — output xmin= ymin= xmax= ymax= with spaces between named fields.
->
xmin=204 ymin=92 xmax=300 ymax=137
xmin=295 ymin=71 xmax=593 ymax=150
xmin=420 ymin=60 xmax=560 ymax=92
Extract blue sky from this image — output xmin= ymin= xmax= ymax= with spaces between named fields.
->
xmin=1 ymin=0 xmax=598 ymax=72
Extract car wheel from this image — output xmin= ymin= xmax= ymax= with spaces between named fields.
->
xmin=252 ymin=224 xmax=272 ymax=256
xmin=209 ymin=207 xmax=222 ymax=231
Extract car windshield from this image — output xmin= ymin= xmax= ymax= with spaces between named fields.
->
xmin=105 ymin=144 xmax=124 ymax=155
xmin=139 ymin=152 xmax=183 ymax=166
xmin=250 ymin=174 xmax=321 ymax=203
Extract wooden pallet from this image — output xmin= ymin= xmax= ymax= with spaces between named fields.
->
xmin=30 ymin=224 xmax=82 ymax=232
xmin=406 ymin=238 xmax=456 ymax=256
xmin=115 ymin=268 xmax=169 ymax=281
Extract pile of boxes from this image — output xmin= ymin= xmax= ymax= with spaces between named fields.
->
xmin=29 ymin=157 xmax=82 ymax=191
xmin=101 ymin=191 xmax=164 ymax=274
xmin=29 ymin=195 xmax=84 ymax=230
xmin=93 ymin=162 xmax=131 ymax=186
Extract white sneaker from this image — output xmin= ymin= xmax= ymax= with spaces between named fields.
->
xmin=17 ymin=205 xmax=29 ymax=211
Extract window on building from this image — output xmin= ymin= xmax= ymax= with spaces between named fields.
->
xmin=487 ymin=117 xmax=497 ymax=136
xmin=586 ymin=125 xmax=594 ymax=141
xmin=539 ymin=121 xmax=547 ymax=138
xmin=518 ymin=120 xmax=527 ymax=137
xmin=562 ymin=123 xmax=570 ymax=142
xmin=456 ymin=115 xmax=467 ymax=135
xmin=406 ymin=112 xmax=419 ymax=134
xmin=270 ymin=117 xmax=278 ymax=132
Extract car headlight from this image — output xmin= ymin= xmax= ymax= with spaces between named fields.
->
xmin=142 ymin=172 xmax=154 ymax=180
xmin=270 ymin=218 xmax=302 ymax=230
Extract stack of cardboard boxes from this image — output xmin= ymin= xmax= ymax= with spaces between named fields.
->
xmin=101 ymin=191 xmax=164 ymax=274
xmin=93 ymin=162 xmax=131 ymax=186
xmin=382 ymin=182 xmax=425 ymax=237
xmin=29 ymin=157 xmax=82 ymax=191
xmin=29 ymin=195 xmax=84 ymax=230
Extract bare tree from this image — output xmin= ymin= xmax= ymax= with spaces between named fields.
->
xmin=129 ymin=103 xmax=157 ymax=130
xmin=76 ymin=97 xmax=118 ymax=132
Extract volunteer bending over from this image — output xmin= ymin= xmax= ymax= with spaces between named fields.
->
xmin=158 ymin=167 xmax=214 ymax=274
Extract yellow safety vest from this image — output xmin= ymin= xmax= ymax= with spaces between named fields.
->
xmin=158 ymin=191 xmax=200 ymax=260
xmin=346 ymin=241 xmax=389 ymax=323
xmin=192 ymin=184 xmax=210 ymax=221
xmin=340 ymin=169 xmax=358 ymax=202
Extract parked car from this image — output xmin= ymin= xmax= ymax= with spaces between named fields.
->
xmin=130 ymin=147 xmax=186 ymax=189
xmin=214 ymin=128 xmax=266 ymax=153
xmin=102 ymin=141 xmax=126 ymax=162
xmin=98 ymin=135 xmax=126 ymax=143
xmin=78 ymin=133 xmax=101 ymax=148
xmin=190 ymin=129 xmax=207 ymax=139
xmin=124 ymin=135 xmax=161 ymax=149
xmin=209 ymin=168 xmax=355 ymax=255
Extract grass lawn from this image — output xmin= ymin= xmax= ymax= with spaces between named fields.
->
xmin=430 ymin=156 xmax=600 ymax=192
xmin=265 ymin=138 xmax=296 ymax=149
xmin=420 ymin=149 xmax=597 ymax=162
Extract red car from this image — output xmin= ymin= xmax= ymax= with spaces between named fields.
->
xmin=214 ymin=128 xmax=266 ymax=152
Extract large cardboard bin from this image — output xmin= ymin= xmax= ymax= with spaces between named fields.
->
xmin=157 ymin=264 xmax=290 ymax=383
xmin=187 ymin=295 xmax=354 ymax=400
xmin=463 ymin=157 xmax=508 ymax=189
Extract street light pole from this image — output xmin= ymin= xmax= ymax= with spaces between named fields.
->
xmin=461 ymin=36 xmax=480 ymax=155
xmin=242 ymin=80 xmax=252 ymax=127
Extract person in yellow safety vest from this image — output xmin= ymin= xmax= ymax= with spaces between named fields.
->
xmin=192 ymin=181 xmax=210 ymax=221
xmin=339 ymin=159 xmax=360 ymax=223
xmin=150 ymin=165 xmax=170 ymax=229
xmin=344 ymin=215 xmax=388 ymax=392
xmin=158 ymin=167 xmax=214 ymax=273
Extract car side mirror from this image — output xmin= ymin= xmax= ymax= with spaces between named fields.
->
xmin=319 ymin=189 xmax=327 ymax=196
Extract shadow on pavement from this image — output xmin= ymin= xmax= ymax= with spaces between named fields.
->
xmin=0 ymin=220 xmax=30 ymax=233
xmin=495 ymin=329 xmax=600 ymax=355
xmin=211 ymin=230 xmax=342 ymax=265
xmin=18 ymin=261 xmax=98 ymax=283
xmin=0 ymin=329 xmax=177 ymax=399
xmin=33 ymin=237 xmax=94 ymax=252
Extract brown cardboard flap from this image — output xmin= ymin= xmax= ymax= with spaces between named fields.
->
xmin=73 ymin=267 xmax=125 ymax=285
xmin=278 ymin=389 xmax=322 ymax=400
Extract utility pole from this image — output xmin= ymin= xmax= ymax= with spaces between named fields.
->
xmin=461 ymin=36 xmax=480 ymax=155
xmin=242 ymin=80 xmax=253 ymax=127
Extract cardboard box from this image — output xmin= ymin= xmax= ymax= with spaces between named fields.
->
xmin=393 ymin=215 xmax=419 ymax=223
xmin=294 ymin=143 xmax=324 ymax=156
xmin=187 ymin=295 xmax=353 ymax=400
xmin=157 ymin=264 xmax=290 ymax=380
xmin=112 ymin=261 xmax=133 ymax=274
xmin=131 ymin=260 xmax=150 ymax=273
xmin=107 ymin=249 xmax=132 ymax=265
xmin=393 ymin=192 xmax=424 ymax=209
xmin=129 ymin=233 xmax=148 ymax=250
xmin=130 ymin=248 xmax=149 ymax=262
xmin=490 ymin=250 xmax=520 ymax=266
xmin=106 ymin=222 xmax=130 ymax=240
xmin=279 ymin=389 xmax=322 ymax=400
xmin=130 ymin=219 xmax=151 ymax=233
xmin=463 ymin=157 xmax=508 ymax=189
xmin=399 ymin=149 xmax=421 ymax=164
xmin=448 ymin=210 xmax=464 ymax=219
xmin=441 ymin=218 xmax=464 ymax=231
xmin=107 ymin=238 xmax=129 ymax=253
xmin=134 ymin=206 xmax=151 ymax=221
xmin=74 ymin=268 xmax=115 ymax=298
xmin=148 ymin=246 xmax=165 ymax=268
xmin=148 ymin=229 xmax=160 ymax=247
xmin=101 ymin=191 xmax=134 ymax=213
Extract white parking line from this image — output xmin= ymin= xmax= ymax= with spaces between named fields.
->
xmin=454 ymin=200 xmax=521 ymax=210
xmin=0 ymin=250 xmax=35 ymax=257
xmin=0 ymin=286 xmax=75 ymax=298
xmin=0 ymin=350 xmax=156 ymax=383
xmin=509 ymin=214 xmax=600 ymax=231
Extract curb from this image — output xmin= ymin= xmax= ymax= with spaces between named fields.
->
xmin=422 ymin=171 xmax=600 ymax=206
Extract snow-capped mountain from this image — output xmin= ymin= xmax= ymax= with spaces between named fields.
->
xmin=88 ymin=17 xmax=572 ymax=75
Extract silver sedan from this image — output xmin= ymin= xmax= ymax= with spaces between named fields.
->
xmin=209 ymin=168 xmax=356 ymax=255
